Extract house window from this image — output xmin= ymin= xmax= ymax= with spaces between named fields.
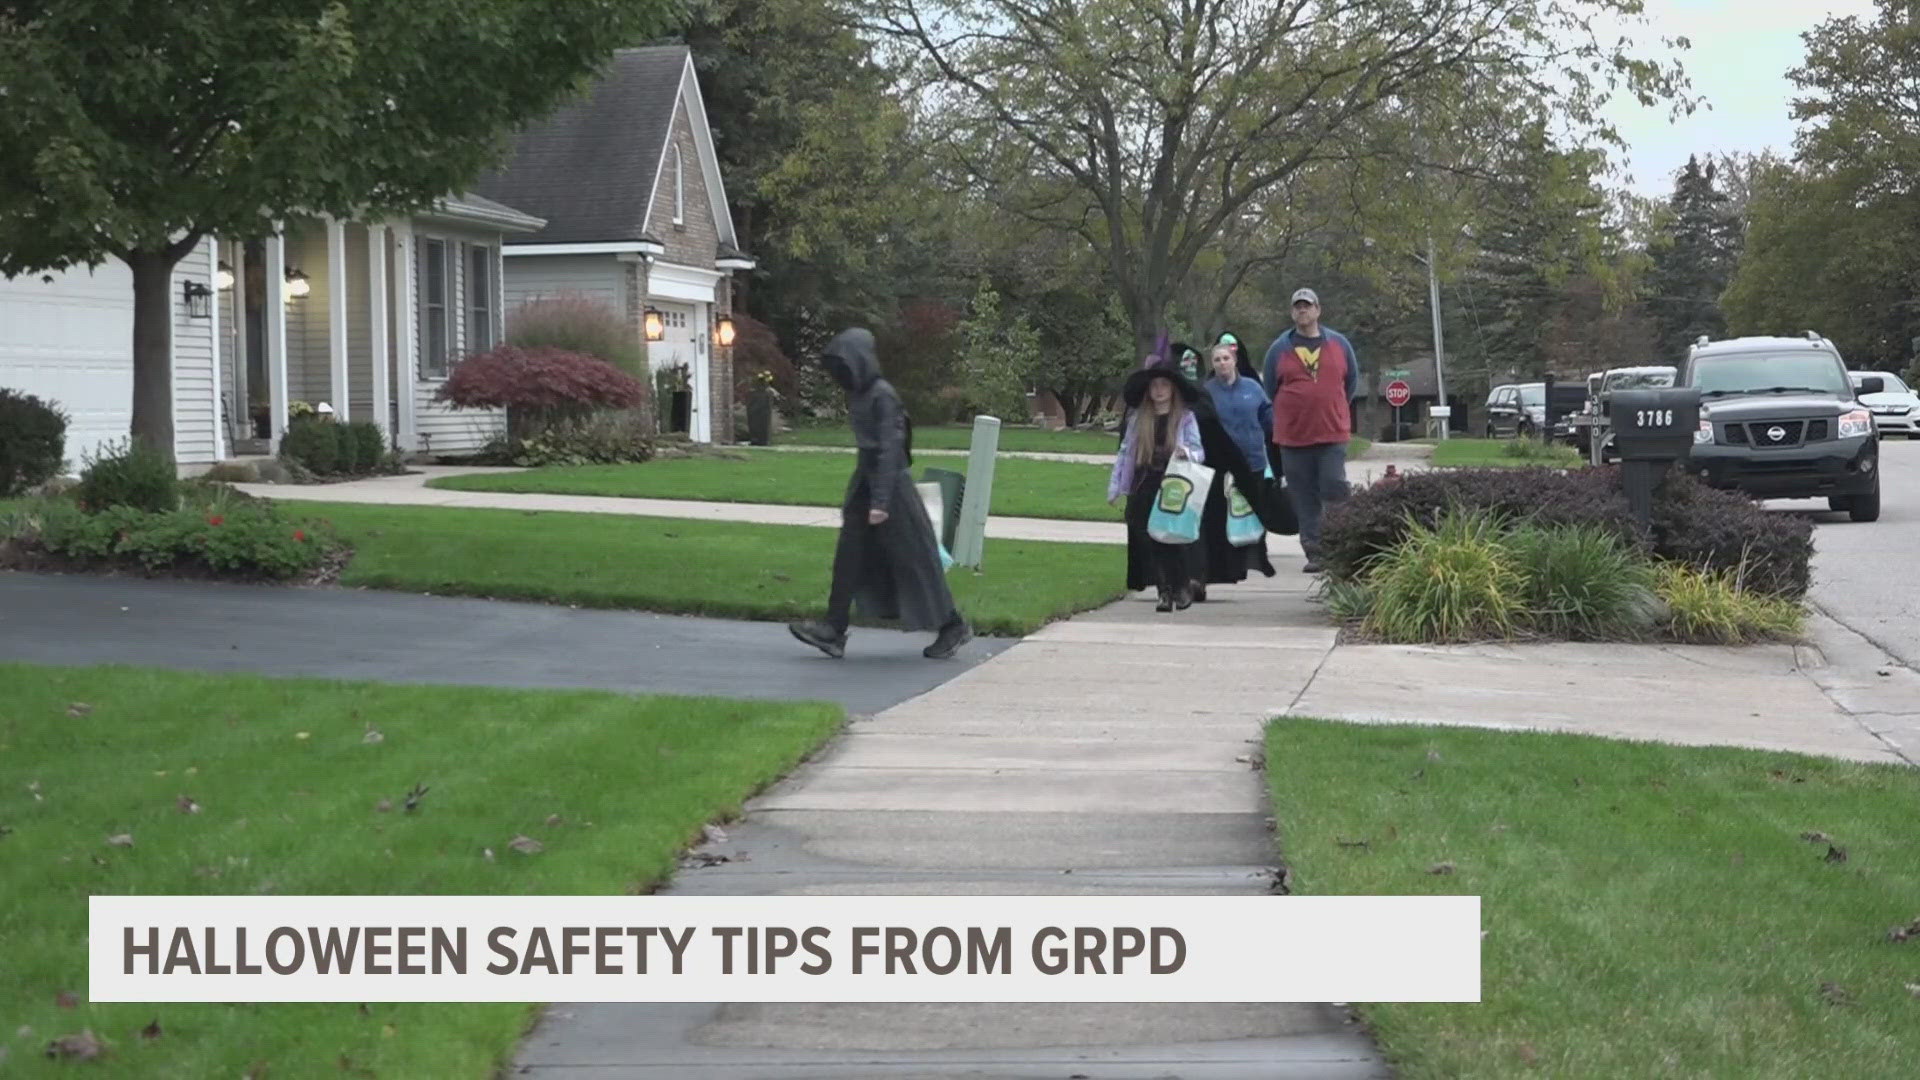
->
xmin=421 ymin=238 xmax=449 ymax=378
xmin=673 ymin=145 xmax=684 ymax=226
xmin=467 ymin=243 xmax=494 ymax=353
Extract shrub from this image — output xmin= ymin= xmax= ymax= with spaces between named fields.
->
xmin=1321 ymin=465 xmax=1813 ymax=599
xmin=0 ymin=388 xmax=69 ymax=496
xmin=326 ymin=420 xmax=385 ymax=473
xmin=21 ymin=493 xmax=337 ymax=580
xmin=74 ymin=439 xmax=178 ymax=513
xmin=435 ymin=346 xmax=646 ymax=439
xmin=510 ymin=412 xmax=656 ymax=467
xmin=1506 ymin=522 xmax=1661 ymax=640
xmin=280 ymin=418 xmax=339 ymax=475
xmin=505 ymin=295 xmax=646 ymax=376
xmin=728 ymin=312 xmax=797 ymax=403
xmin=200 ymin=461 xmax=260 ymax=483
xmin=1360 ymin=511 xmax=1525 ymax=643
xmin=1656 ymin=563 xmax=1804 ymax=644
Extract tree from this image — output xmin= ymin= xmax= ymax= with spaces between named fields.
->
xmin=0 ymin=0 xmax=667 ymax=454
xmin=858 ymin=0 xmax=1690 ymax=349
xmin=953 ymin=280 xmax=1039 ymax=421
xmin=1644 ymin=156 xmax=1741 ymax=361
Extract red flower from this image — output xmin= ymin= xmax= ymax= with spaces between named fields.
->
xmin=293 ymin=529 xmax=307 ymax=542
xmin=207 ymin=515 xmax=224 ymax=526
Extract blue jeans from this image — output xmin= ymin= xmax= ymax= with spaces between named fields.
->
xmin=1278 ymin=443 xmax=1350 ymax=549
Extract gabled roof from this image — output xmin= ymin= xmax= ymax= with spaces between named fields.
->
xmin=473 ymin=46 xmax=741 ymax=251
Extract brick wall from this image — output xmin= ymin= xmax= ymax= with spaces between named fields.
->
xmin=711 ymin=275 xmax=734 ymax=444
xmin=624 ymin=260 xmax=658 ymax=437
xmin=649 ymin=99 xmax=720 ymax=267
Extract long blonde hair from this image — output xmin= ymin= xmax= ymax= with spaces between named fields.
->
xmin=1130 ymin=383 xmax=1189 ymax=467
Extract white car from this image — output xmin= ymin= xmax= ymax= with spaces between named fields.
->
xmin=1851 ymin=370 xmax=1920 ymax=438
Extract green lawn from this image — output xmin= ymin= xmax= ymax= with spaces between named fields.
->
xmin=1265 ymin=717 xmax=1920 ymax=1079
xmin=1430 ymin=437 xmax=1582 ymax=469
xmin=427 ymin=449 xmax=1125 ymax=522
xmin=1 ymin=663 xmax=840 ymax=1078
xmin=313 ymin=502 xmax=1124 ymax=636
xmin=777 ymin=421 xmax=1120 ymax=454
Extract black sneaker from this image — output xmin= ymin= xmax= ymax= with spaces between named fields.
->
xmin=924 ymin=619 xmax=973 ymax=659
xmin=788 ymin=620 xmax=846 ymax=659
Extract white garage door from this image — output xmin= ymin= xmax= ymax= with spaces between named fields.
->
xmin=0 ymin=262 xmax=135 ymax=474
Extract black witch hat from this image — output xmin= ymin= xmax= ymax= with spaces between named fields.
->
xmin=1122 ymin=359 xmax=1200 ymax=408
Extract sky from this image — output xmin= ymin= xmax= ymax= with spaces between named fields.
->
xmin=1595 ymin=0 xmax=1881 ymax=196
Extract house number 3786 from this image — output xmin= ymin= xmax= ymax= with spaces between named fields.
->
xmin=1635 ymin=409 xmax=1674 ymax=427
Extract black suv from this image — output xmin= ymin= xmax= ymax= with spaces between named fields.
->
xmin=1681 ymin=333 xmax=1883 ymax=522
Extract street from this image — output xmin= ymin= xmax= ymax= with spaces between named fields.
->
xmin=1794 ymin=436 xmax=1920 ymax=670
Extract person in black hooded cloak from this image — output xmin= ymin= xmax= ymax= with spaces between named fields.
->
xmin=1168 ymin=342 xmax=1276 ymax=599
xmin=788 ymin=328 xmax=973 ymax=660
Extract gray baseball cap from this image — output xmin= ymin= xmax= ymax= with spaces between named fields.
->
xmin=1290 ymin=288 xmax=1319 ymax=306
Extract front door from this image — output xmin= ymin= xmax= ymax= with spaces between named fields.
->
xmin=647 ymin=301 xmax=712 ymax=441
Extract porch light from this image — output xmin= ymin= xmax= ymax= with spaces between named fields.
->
xmin=216 ymin=261 xmax=235 ymax=291
xmin=284 ymin=267 xmax=311 ymax=299
xmin=182 ymin=280 xmax=213 ymax=319
xmin=643 ymin=306 xmax=665 ymax=342
xmin=712 ymin=315 xmax=736 ymax=347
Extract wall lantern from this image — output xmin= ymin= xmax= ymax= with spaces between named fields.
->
xmin=643 ymin=306 xmax=666 ymax=342
xmin=216 ymin=261 xmax=235 ymax=291
xmin=284 ymin=267 xmax=311 ymax=300
xmin=711 ymin=315 xmax=737 ymax=348
xmin=182 ymin=280 xmax=214 ymax=319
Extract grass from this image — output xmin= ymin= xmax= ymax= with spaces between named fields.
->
xmin=776 ymin=421 xmax=1121 ymax=454
xmin=0 ymin=662 xmax=842 ymax=1078
xmin=427 ymin=449 xmax=1125 ymax=522
xmin=1431 ymin=437 xmax=1582 ymax=469
xmin=1265 ymin=717 xmax=1920 ymax=1079
xmin=310 ymin=502 xmax=1125 ymax=637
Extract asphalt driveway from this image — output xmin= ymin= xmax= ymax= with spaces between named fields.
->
xmin=0 ymin=573 xmax=1011 ymax=715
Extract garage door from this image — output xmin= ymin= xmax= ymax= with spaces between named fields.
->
xmin=0 ymin=261 xmax=135 ymax=474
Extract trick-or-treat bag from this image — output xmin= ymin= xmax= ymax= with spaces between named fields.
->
xmin=1148 ymin=456 xmax=1212 ymax=544
xmin=1224 ymin=474 xmax=1265 ymax=546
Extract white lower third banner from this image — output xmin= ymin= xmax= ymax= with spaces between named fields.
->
xmin=91 ymin=895 xmax=1480 ymax=1003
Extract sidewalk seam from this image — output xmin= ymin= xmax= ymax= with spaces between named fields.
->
xmin=1801 ymin=601 xmax=1918 ymax=767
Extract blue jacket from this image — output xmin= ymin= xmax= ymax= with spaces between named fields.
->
xmin=1204 ymin=373 xmax=1272 ymax=473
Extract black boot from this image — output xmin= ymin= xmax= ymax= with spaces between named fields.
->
xmin=924 ymin=616 xmax=973 ymax=659
xmin=788 ymin=619 xmax=847 ymax=658
xmin=1155 ymin=589 xmax=1174 ymax=613
xmin=1190 ymin=580 xmax=1208 ymax=603
xmin=1174 ymin=584 xmax=1194 ymax=610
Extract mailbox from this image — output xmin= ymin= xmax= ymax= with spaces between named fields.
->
xmin=1607 ymin=387 xmax=1703 ymax=529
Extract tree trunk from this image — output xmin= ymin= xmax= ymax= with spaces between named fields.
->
xmin=129 ymin=248 xmax=182 ymax=459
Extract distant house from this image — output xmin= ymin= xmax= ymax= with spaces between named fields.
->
xmin=0 ymin=195 xmax=543 ymax=471
xmin=475 ymin=46 xmax=755 ymax=445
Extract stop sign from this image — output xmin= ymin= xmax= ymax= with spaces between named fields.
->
xmin=1385 ymin=379 xmax=1411 ymax=407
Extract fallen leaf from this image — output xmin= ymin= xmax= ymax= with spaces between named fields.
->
xmin=362 ymin=724 xmax=383 ymax=745
xmin=1904 ymin=983 xmax=1920 ymax=998
xmin=1800 ymin=831 xmax=1831 ymax=844
xmin=357 ymin=1004 xmax=371 ymax=1017
xmin=139 ymin=1019 xmax=162 ymax=1040
xmin=1885 ymin=917 xmax=1920 ymax=943
xmin=771 ymin=572 xmax=791 ymax=582
xmin=185 ymin=766 xmax=197 ymax=776
xmin=1825 ymin=845 xmax=1848 ymax=864
xmin=1336 ymin=838 xmax=1371 ymax=849
xmin=106 ymin=833 xmax=133 ymax=848
xmin=1409 ymin=768 xmax=1425 ymax=781
xmin=702 ymin=824 xmax=728 ymax=845
xmin=1426 ymin=749 xmax=1441 ymax=762
xmin=374 ymin=799 xmax=392 ymax=813
xmin=152 ymin=770 xmax=169 ymax=778
xmin=507 ymin=835 xmax=544 ymax=855
xmin=17 ymin=1024 xmax=34 ymax=1039
xmin=381 ymin=1024 xmax=395 ymax=1038
xmin=545 ymin=813 xmax=564 ymax=827
xmin=44 ymin=1029 xmax=105 ymax=1060
xmin=403 ymin=783 xmax=429 ymax=812
xmin=243 ymin=1060 xmax=270 ymax=1079
xmin=680 ymin=852 xmax=731 ymax=869
xmin=28 ymin=780 xmax=43 ymax=802
xmin=1820 ymin=980 xmax=1853 ymax=1006
xmin=67 ymin=703 xmax=93 ymax=717
xmin=1517 ymin=1042 xmax=1538 ymax=1064
xmin=90 ymin=855 xmax=108 ymax=868
xmin=338 ymin=1054 xmax=377 ymax=1077
xmin=176 ymin=795 xmax=201 ymax=814
xmin=56 ymin=991 xmax=78 ymax=1009
xmin=1428 ymin=861 xmax=1456 ymax=875
xmin=482 ymin=848 xmax=495 ymax=862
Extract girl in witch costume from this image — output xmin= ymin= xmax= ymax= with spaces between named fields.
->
xmin=1170 ymin=341 xmax=1277 ymax=599
xmin=1108 ymin=361 xmax=1207 ymax=611
xmin=788 ymin=328 xmax=973 ymax=659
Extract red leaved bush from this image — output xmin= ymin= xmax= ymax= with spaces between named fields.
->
xmin=434 ymin=347 xmax=646 ymax=438
xmin=728 ymin=312 xmax=796 ymax=402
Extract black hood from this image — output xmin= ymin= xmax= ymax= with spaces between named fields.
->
xmin=1212 ymin=332 xmax=1260 ymax=381
xmin=821 ymin=328 xmax=881 ymax=393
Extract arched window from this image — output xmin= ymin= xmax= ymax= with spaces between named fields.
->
xmin=672 ymin=145 xmax=684 ymax=226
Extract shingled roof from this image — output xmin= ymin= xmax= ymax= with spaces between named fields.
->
xmin=474 ymin=46 xmax=689 ymax=245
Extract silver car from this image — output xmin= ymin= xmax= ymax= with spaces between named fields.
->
xmin=1851 ymin=370 xmax=1920 ymax=437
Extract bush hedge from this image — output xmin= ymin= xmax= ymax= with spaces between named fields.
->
xmin=277 ymin=418 xmax=390 ymax=478
xmin=74 ymin=439 xmax=179 ymax=513
xmin=1320 ymin=465 xmax=1812 ymax=599
xmin=509 ymin=412 xmax=656 ymax=467
xmin=434 ymin=346 xmax=646 ymax=439
xmin=0 ymin=388 xmax=69 ymax=496
xmin=9 ymin=484 xmax=339 ymax=581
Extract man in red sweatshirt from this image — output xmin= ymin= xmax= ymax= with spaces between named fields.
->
xmin=1260 ymin=288 xmax=1359 ymax=573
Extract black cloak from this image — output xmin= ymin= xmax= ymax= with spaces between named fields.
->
xmin=1169 ymin=346 xmax=1277 ymax=584
xmin=819 ymin=328 xmax=956 ymax=632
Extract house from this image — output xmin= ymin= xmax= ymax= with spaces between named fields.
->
xmin=0 ymin=193 xmax=545 ymax=471
xmin=474 ymin=45 xmax=755 ymax=445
